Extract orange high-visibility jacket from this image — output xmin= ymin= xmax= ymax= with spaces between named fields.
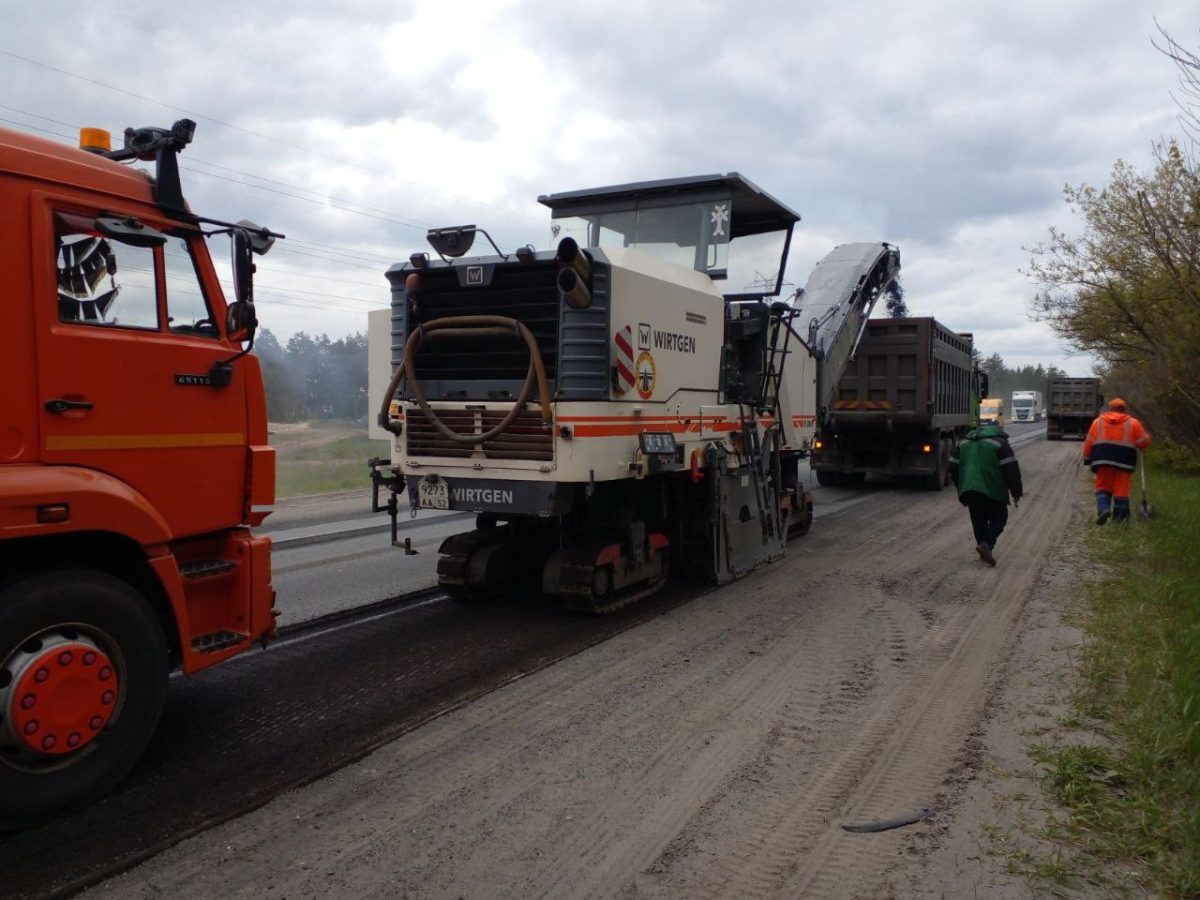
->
xmin=1083 ymin=412 xmax=1151 ymax=472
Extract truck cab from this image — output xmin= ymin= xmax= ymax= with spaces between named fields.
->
xmin=1011 ymin=390 xmax=1043 ymax=423
xmin=979 ymin=397 xmax=1005 ymax=427
xmin=0 ymin=121 xmax=279 ymax=826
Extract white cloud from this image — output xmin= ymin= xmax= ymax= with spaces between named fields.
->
xmin=2 ymin=0 xmax=1197 ymax=372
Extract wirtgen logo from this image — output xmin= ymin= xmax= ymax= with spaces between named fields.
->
xmin=451 ymin=487 xmax=514 ymax=505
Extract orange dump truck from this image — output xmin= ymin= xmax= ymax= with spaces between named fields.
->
xmin=0 ymin=119 xmax=281 ymax=826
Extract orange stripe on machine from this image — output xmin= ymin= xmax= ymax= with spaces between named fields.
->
xmin=558 ymin=412 xmax=790 ymax=438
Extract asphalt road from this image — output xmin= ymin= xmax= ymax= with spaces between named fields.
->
xmin=0 ymin=420 xmax=1048 ymax=899
xmin=74 ymin=420 xmax=1063 ymax=900
xmin=266 ymin=418 xmax=1045 ymax=627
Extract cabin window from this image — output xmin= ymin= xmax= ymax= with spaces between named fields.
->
xmin=164 ymin=236 xmax=218 ymax=338
xmin=53 ymin=211 xmax=160 ymax=330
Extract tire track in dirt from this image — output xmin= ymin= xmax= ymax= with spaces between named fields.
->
xmin=659 ymin=441 xmax=1076 ymax=900
xmin=789 ymin=448 xmax=1076 ymax=898
xmin=77 ymin=444 xmax=1076 ymax=900
xmin=531 ymin=495 xmax=939 ymax=899
xmin=604 ymin=490 xmax=977 ymax=900
xmin=406 ymin=489 xmax=951 ymax=900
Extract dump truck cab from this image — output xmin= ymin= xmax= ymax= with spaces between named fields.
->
xmin=0 ymin=121 xmax=280 ymax=827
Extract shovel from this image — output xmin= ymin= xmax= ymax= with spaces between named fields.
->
xmin=1138 ymin=453 xmax=1155 ymax=520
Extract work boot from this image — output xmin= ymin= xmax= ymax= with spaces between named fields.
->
xmin=976 ymin=543 xmax=996 ymax=566
xmin=1096 ymin=510 xmax=1110 ymax=526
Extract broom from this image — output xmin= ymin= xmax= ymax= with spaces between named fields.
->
xmin=1138 ymin=452 xmax=1155 ymax=519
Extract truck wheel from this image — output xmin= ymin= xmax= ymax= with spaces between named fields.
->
xmin=0 ymin=570 xmax=168 ymax=829
xmin=815 ymin=469 xmax=839 ymax=487
xmin=923 ymin=442 xmax=947 ymax=491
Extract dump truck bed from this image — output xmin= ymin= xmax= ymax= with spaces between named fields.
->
xmin=1046 ymin=377 xmax=1102 ymax=439
xmin=827 ymin=317 xmax=974 ymax=432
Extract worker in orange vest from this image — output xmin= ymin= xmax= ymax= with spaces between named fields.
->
xmin=1082 ymin=398 xmax=1151 ymax=524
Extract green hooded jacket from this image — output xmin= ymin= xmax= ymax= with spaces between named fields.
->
xmin=948 ymin=423 xmax=1023 ymax=506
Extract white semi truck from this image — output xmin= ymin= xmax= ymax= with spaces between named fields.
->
xmin=1011 ymin=390 xmax=1043 ymax=422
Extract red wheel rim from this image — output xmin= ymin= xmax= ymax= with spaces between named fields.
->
xmin=6 ymin=636 xmax=119 ymax=757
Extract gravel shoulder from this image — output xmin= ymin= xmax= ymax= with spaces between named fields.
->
xmin=83 ymin=438 xmax=1082 ymax=900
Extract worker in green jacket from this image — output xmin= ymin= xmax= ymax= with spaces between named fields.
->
xmin=948 ymin=423 xmax=1024 ymax=566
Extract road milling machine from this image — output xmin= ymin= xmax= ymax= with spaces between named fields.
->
xmin=374 ymin=174 xmax=900 ymax=612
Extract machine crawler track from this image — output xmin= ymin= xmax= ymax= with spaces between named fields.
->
xmin=560 ymin=568 xmax=670 ymax=615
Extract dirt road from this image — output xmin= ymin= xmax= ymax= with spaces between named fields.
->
xmin=83 ymin=437 xmax=1081 ymax=900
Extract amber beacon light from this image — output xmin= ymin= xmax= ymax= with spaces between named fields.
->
xmin=78 ymin=127 xmax=112 ymax=153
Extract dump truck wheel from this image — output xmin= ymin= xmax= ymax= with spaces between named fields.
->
xmin=922 ymin=442 xmax=947 ymax=491
xmin=0 ymin=570 xmax=168 ymax=829
xmin=815 ymin=469 xmax=839 ymax=487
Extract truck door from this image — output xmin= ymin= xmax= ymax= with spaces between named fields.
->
xmin=34 ymin=201 xmax=248 ymax=539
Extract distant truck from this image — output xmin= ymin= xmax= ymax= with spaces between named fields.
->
xmin=1046 ymin=377 xmax=1103 ymax=440
xmin=811 ymin=317 xmax=978 ymax=491
xmin=980 ymin=397 xmax=1004 ymax=426
xmin=1011 ymin=390 xmax=1043 ymax=422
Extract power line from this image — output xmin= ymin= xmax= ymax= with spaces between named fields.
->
xmin=185 ymin=156 xmax=430 ymax=230
xmin=253 ymin=263 xmax=385 ymax=291
xmin=2 ymin=104 xmax=438 ymax=248
xmin=287 ymin=236 xmax=396 ymax=264
xmin=282 ymin=242 xmax=396 ymax=268
xmin=0 ymin=49 xmax=520 ymax=220
xmin=1 ymin=107 xmax=410 ymax=274
xmin=0 ymin=104 xmax=76 ymax=131
xmin=180 ymin=164 xmax=427 ymax=232
xmin=272 ymin=243 xmax=392 ymax=273
xmin=0 ymin=115 xmax=72 ymax=140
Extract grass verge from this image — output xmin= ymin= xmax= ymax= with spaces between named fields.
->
xmin=1035 ymin=463 xmax=1200 ymax=896
xmin=270 ymin=421 xmax=390 ymax=499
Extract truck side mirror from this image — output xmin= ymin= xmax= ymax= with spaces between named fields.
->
xmin=237 ymin=219 xmax=276 ymax=256
xmin=226 ymin=300 xmax=256 ymax=340
xmin=231 ymin=228 xmax=255 ymax=305
xmin=228 ymin=228 xmax=259 ymax=344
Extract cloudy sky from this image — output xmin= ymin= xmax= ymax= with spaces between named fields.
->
xmin=4 ymin=1 xmax=1198 ymax=370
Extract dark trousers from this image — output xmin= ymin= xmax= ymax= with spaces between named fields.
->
xmin=965 ymin=494 xmax=1008 ymax=548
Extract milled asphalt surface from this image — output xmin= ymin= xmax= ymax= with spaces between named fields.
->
xmin=0 ymin=423 xmax=1047 ymax=900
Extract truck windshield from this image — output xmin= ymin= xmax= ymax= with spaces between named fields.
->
xmin=552 ymin=203 xmax=789 ymax=294
xmin=552 ymin=200 xmax=729 ymax=276
xmin=1013 ymin=399 xmax=1033 ymax=407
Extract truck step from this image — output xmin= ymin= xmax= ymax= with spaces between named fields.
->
xmin=190 ymin=630 xmax=247 ymax=653
xmin=179 ymin=559 xmax=237 ymax=579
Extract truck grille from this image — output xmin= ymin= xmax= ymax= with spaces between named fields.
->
xmin=409 ymin=266 xmax=559 ymax=383
xmin=406 ymin=407 xmax=554 ymax=462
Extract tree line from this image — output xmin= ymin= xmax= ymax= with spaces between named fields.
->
xmin=974 ymin=353 xmax=1066 ymax=405
xmin=250 ymin=323 xmax=1061 ymax=428
xmin=254 ymin=328 xmax=368 ymax=423
xmin=1028 ymin=25 xmax=1200 ymax=469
